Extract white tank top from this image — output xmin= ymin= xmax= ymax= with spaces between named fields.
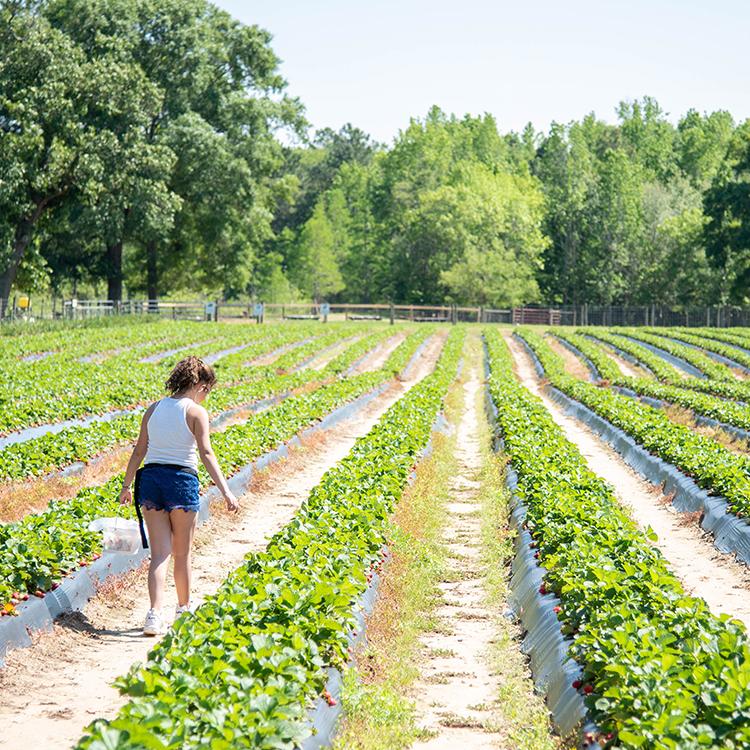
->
xmin=144 ymin=397 xmax=199 ymax=471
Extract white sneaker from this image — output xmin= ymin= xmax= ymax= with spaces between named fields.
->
xmin=175 ymin=599 xmax=201 ymax=618
xmin=143 ymin=608 xmax=164 ymax=636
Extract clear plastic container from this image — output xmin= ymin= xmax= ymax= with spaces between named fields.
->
xmin=88 ymin=517 xmax=143 ymax=554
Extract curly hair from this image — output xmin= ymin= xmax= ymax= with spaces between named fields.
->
xmin=165 ymin=356 xmax=217 ymax=396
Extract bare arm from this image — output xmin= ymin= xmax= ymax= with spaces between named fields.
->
xmin=119 ymin=404 xmax=156 ymax=505
xmin=190 ymin=405 xmax=238 ymax=512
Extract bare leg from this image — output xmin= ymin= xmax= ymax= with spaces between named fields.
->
xmin=142 ymin=508 xmax=172 ymax=611
xmin=170 ymin=509 xmax=197 ymax=607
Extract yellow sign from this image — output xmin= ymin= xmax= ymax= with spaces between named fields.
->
xmin=17 ymin=295 xmax=29 ymax=309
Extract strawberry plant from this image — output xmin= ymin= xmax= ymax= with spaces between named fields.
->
xmin=520 ymin=328 xmax=750 ymax=521
xmin=0 ymin=321 xmax=352 ymax=434
xmin=74 ymin=329 xmax=464 ymax=750
xmin=585 ymin=329 xmax=750 ymax=402
xmin=0 ymin=326 xmax=412 ymax=484
xmin=553 ymin=329 xmax=750 ymax=431
xmin=485 ymin=328 xmax=750 ymax=749
xmin=662 ymin=329 xmax=750 ymax=371
xmin=0 ymin=329 xmax=433 ymax=608
xmin=621 ymin=328 xmax=737 ymax=381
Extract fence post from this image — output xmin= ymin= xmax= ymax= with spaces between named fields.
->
xmin=214 ymin=299 xmax=219 ymax=322
xmin=389 ymin=303 xmax=395 ymax=325
xmin=477 ymin=306 xmax=482 ymax=324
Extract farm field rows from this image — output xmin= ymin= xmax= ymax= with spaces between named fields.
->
xmin=1 ymin=319 xmax=750 ymax=749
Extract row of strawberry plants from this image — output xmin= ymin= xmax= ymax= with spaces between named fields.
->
xmin=217 ymin=323 xmax=395 ymax=382
xmin=75 ymin=328 xmax=463 ymax=750
xmin=659 ymin=328 xmax=750 ymax=370
xmin=2 ymin=320 xmax=251 ymax=387
xmin=0 ymin=327 xmax=414 ymax=483
xmin=0 ymin=330 xmax=434 ymax=609
xmin=8 ymin=323 xmax=378 ymax=431
xmin=553 ymin=330 xmax=750 ymax=431
xmin=0 ymin=323 xmax=339 ymax=436
xmin=699 ymin=328 xmax=750 ymax=350
xmin=619 ymin=328 xmax=737 ymax=381
xmin=0 ymin=317 xmax=188 ymax=361
xmin=585 ymin=329 xmax=750 ymax=402
xmin=0 ymin=326 xmax=261 ymax=433
xmin=486 ymin=328 xmax=750 ymax=750
xmin=518 ymin=328 xmax=750 ymax=520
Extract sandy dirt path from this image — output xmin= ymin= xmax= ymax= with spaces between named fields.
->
xmin=298 ymin=335 xmax=363 ymax=371
xmin=0 ymin=341 xmax=444 ymax=750
xmin=349 ymin=331 xmax=408 ymax=374
xmin=503 ymin=331 xmax=750 ymax=630
xmin=411 ymin=364 xmax=503 ymax=749
xmin=545 ymin=335 xmax=593 ymax=380
xmin=588 ymin=338 xmax=653 ymax=379
xmin=246 ymin=336 xmax=314 ymax=367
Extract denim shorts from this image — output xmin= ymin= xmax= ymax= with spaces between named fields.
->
xmin=137 ymin=464 xmax=200 ymax=513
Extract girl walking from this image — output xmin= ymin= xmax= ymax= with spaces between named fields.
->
xmin=119 ymin=356 xmax=239 ymax=635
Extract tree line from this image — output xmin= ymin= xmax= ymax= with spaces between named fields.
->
xmin=2 ymin=1 xmax=749 ymax=310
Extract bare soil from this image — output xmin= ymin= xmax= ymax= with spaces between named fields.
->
xmin=299 ymin=335 xmax=363 ymax=371
xmin=0 ymin=342 xmax=442 ymax=750
xmin=349 ymin=331 xmax=408 ymax=374
xmin=545 ymin=335 xmax=592 ymax=380
xmin=0 ymin=446 xmax=132 ymax=522
xmin=503 ymin=331 xmax=750 ymax=630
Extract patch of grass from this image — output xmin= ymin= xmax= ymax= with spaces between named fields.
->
xmin=438 ymin=712 xmax=488 ymax=729
xmin=332 ymin=349 xmax=465 ymax=750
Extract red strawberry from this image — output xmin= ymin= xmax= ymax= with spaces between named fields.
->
xmin=20 ymin=593 xmax=29 ymax=601
xmin=572 ymin=680 xmax=582 ymax=689
xmin=553 ymin=606 xmax=561 ymax=614
xmin=539 ymin=584 xmax=547 ymax=595
xmin=583 ymin=684 xmax=594 ymax=694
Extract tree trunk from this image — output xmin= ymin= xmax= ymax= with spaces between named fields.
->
xmin=106 ymin=239 xmax=124 ymax=301
xmin=146 ymin=241 xmax=158 ymax=311
xmin=0 ymin=215 xmax=37 ymax=315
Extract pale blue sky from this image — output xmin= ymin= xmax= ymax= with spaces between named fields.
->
xmin=215 ymin=0 xmax=749 ymax=144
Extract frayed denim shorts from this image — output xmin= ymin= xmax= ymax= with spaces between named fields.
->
xmin=137 ymin=463 xmax=200 ymax=513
